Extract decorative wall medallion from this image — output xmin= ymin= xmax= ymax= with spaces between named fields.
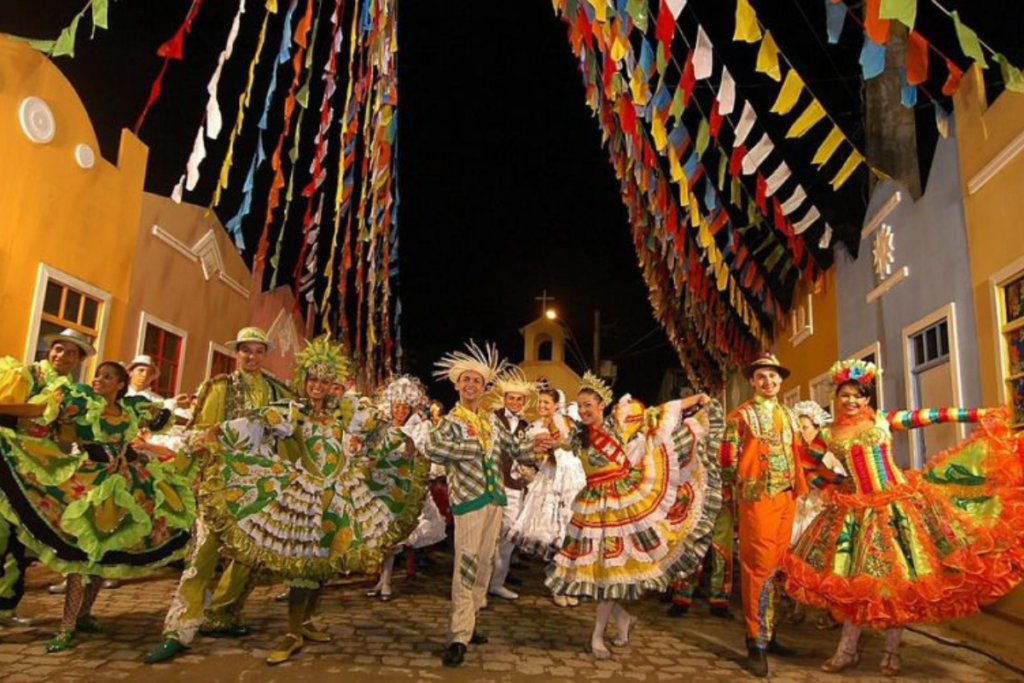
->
xmin=873 ymin=224 xmax=895 ymax=280
xmin=19 ymin=97 xmax=56 ymax=144
xmin=75 ymin=143 xmax=95 ymax=169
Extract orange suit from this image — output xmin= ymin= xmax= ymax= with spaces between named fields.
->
xmin=721 ymin=396 xmax=836 ymax=650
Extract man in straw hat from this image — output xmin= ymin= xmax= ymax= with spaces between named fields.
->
xmin=0 ymin=329 xmax=95 ymax=628
xmin=487 ymin=366 xmax=537 ymax=602
xmin=725 ymin=353 xmax=841 ymax=677
xmin=146 ymin=327 xmax=292 ymax=663
xmin=426 ymin=342 xmax=554 ymax=667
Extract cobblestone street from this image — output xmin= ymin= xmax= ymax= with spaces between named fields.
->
xmin=0 ymin=553 xmax=1018 ymax=682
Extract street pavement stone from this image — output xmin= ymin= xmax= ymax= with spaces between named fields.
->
xmin=0 ymin=555 xmax=1019 ymax=682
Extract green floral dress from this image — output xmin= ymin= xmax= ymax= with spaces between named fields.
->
xmin=0 ymin=384 xmax=197 ymax=578
xmin=201 ymin=398 xmax=428 ymax=587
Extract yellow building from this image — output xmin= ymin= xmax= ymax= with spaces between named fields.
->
xmin=0 ymin=35 xmax=147 ymax=380
xmin=771 ymin=270 xmax=840 ymax=412
xmin=950 ymin=64 xmax=1024 ymax=659
xmin=519 ymin=315 xmax=582 ymax=400
xmin=955 ymin=65 xmax=1024 ymax=428
xmin=0 ymin=36 xmax=304 ymax=393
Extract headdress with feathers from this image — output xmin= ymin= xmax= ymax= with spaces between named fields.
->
xmin=294 ymin=335 xmax=350 ymax=389
xmin=578 ymin=371 xmax=613 ymax=405
xmin=433 ymin=340 xmax=507 ymax=386
xmin=376 ymin=375 xmax=428 ymax=415
xmin=792 ymin=400 xmax=833 ymax=427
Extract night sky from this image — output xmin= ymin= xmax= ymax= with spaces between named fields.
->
xmin=3 ymin=1 xmax=1022 ymax=404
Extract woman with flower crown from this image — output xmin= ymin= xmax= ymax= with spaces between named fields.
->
xmin=545 ymin=372 xmax=725 ymax=660
xmin=199 ymin=336 xmax=423 ymax=665
xmin=364 ymin=375 xmax=443 ymax=601
xmin=783 ymin=358 xmax=1024 ymax=677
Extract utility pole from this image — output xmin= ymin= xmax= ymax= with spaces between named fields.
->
xmin=593 ymin=309 xmax=601 ymax=373
xmin=864 ymin=21 xmax=921 ymax=199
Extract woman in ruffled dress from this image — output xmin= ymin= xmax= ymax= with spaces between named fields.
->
xmin=365 ymin=376 xmax=444 ymax=601
xmin=200 ymin=336 xmax=424 ymax=664
xmin=508 ymin=387 xmax=586 ymax=606
xmin=545 ymin=373 xmax=724 ymax=659
xmin=783 ymin=359 xmax=1024 ymax=676
xmin=0 ymin=361 xmax=194 ymax=653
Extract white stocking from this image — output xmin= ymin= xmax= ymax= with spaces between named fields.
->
xmin=829 ymin=621 xmax=862 ymax=664
xmin=379 ymin=552 xmax=396 ymax=595
xmin=883 ymin=628 xmax=902 ymax=654
xmin=611 ymin=603 xmax=635 ymax=646
xmin=591 ymin=601 xmax=614 ymax=657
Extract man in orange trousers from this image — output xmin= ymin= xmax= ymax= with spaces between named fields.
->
xmin=721 ymin=354 xmax=842 ymax=677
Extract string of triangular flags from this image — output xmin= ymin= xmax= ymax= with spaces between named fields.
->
xmin=6 ymin=0 xmax=111 ymax=58
xmin=648 ymin=1 xmax=832 ymax=292
xmin=557 ymin=0 xmax=778 ymax=383
xmin=135 ymin=0 xmax=207 ymax=134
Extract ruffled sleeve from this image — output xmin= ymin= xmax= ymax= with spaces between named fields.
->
xmin=0 ymin=357 xmax=32 ymax=405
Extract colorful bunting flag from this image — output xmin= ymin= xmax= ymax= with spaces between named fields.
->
xmin=734 ymin=0 xmax=762 ymax=43
xmin=879 ymin=0 xmax=916 ymax=29
xmin=786 ymin=99 xmax=826 ymax=138
xmin=812 ymin=126 xmax=845 ymax=167
xmin=865 ymin=0 xmax=890 ymax=45
xmin=771 ymin=69 xmax=804 ymax=115
xmin=717 ymin=67 xmax=736 ymax=115
xmin=831 ymin=150 xmax=864 ymax=189
xmin=755 ymin=31 xmax=781 ymax=81
xmin=906 ymin=30 xmax=929 ymax=85
xmin=826 ymin=0 xmax=847 ymax=44
xmin=994 ymin=54 xmax=1024 ymax=93
xmin=742 ymin=134 xmax=773 ymax=175
xmin=951 ymin=10 xmax=986 ymax=68
xmin=694 ymin=25 xmax=714 ymax=79
xmin=860 ymin=36 xmax=886 ymax=80
xmin=733 ymin=101 xmax=757 ymax=146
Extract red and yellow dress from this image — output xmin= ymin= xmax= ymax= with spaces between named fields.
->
xmin=545 ymin=399 xmax=723 ymax=601
xmin=783 ymin=408 xmax=1024 ymax=628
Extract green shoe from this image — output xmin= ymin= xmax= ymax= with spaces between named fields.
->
xmin=46 ymin=630 xmax=76 ymax=653
xmin=144 ymin=638 xmax=186 ymax=664
xmin=75 ymin=616 xmax=102 ymax=633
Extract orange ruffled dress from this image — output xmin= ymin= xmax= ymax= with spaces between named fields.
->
xmin=783 ymin=408 xmax=1024 ymax=629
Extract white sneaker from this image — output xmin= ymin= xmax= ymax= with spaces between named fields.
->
xmin=489 ymin=586 xmax=519 ymax=600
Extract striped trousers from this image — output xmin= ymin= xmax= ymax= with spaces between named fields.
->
xmin=449 ymin=504 xmax=504 ymax=644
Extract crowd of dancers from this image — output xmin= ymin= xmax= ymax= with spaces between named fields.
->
xmin=0 ymin=326 xmax=1023 ymax=677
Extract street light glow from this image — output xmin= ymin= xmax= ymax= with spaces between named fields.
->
xmin=545 ymin=309 xmax=557 ymax=320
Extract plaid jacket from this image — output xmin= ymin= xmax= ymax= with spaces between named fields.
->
xmin=425 ymin=403 xmax=533 ymax=515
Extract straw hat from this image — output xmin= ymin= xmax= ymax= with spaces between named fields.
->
xmin=126 ymin=354 xmax=160 ymax=379
xmin=42 ymin=328 xmax=96 ymax=358
xmin=225 ymin=327 xmax=274 ymax=352
xmin=744 ymin=352 xmax=790 ymax=380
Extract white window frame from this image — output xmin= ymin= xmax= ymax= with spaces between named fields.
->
xmin=901 ymin=303 xmax=965 ymax=467
xmin=206 ymin=341 xmax=235 ymax=380
xmin=990 ymin=255 xmax=1024 ymax=422
xmin=136 ymin=312 xmax=188 ymax=395
xmin=783 ymin=386 xmax=801 ymax=408
xmin=788 ymin=293 xmax=814 ymax=347
xmin=849 ymin=341 xmax=884 ymax=411
xmin=25 ymin=263 xmax=112 ymax=380
xmin=809 ymin=369 xmax=834 ymax=415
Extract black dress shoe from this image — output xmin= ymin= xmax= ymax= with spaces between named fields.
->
xmin=199 ymin=624 xmax=252 ymax=638
xmin=768 ymin=637 xmax=798 ymax=657
xmin=746 ymin=647 xmax=769 ymax=678
xmin=442 ymin=643 xmax=467 ymax=667
xmin=708 ymin=605 xmax=735 ymax=620
xmin=666 ymin=604 xmax=689 ymax=618
xmin=470 ymin=631 xmax=488 ymax=644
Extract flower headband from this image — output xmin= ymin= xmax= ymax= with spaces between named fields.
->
xmin=829 ymin=358 xmax=880 ymax=388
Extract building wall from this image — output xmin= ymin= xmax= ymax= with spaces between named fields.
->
xmin=121 ymin=194 xmax=254 ymax=395
xmin=772 ymin=269 xmax=839 ymax=411
xmin=833 ymin=130 xmax=980 ymax=468
xmin=0 ymin=36 xmax=147 ymax=373
xmin=948 ymin=63 xmax=1024 ymax=659
xmin=519 ymin=317 xmax=581 ymax=400
xmin=954 ymin=65 xmax=1024 ymax=411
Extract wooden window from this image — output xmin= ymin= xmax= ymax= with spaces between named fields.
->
xmin=209 ymin=349 xmax=235 ymax=379
xmin=142 ymin=324 xmax=184 ymax=396
xmin=35 ymin=280 xmax=102 ymax=366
